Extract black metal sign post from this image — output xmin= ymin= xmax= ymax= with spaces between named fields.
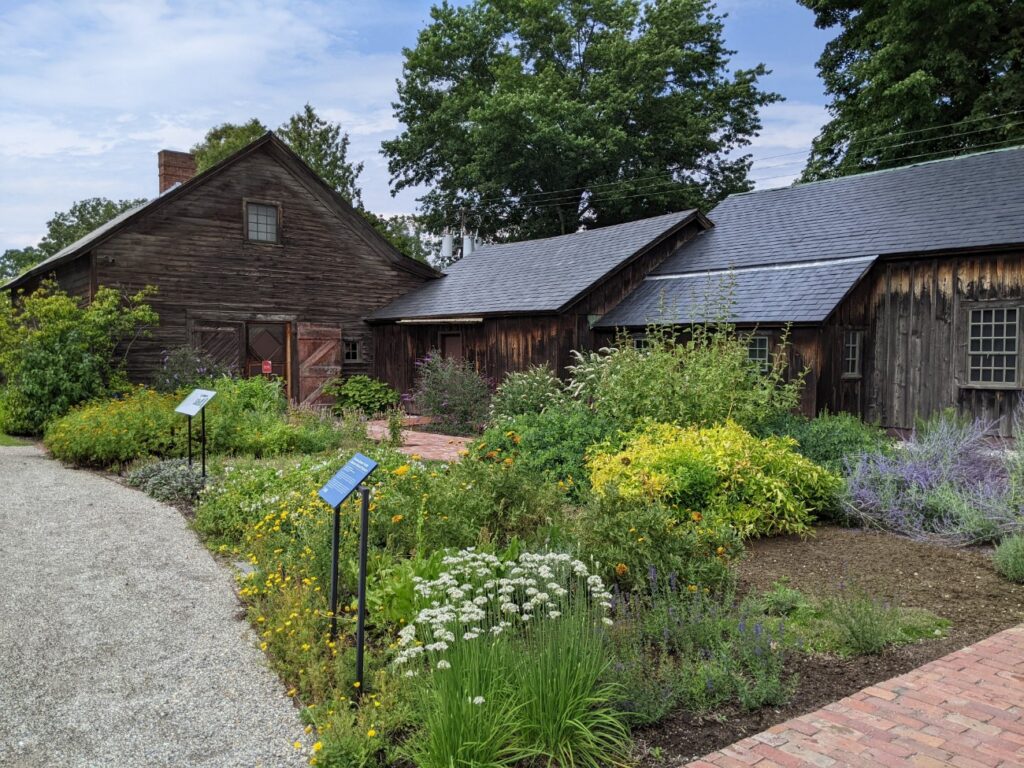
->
xmin=175 ymin=389 xmax=215 ymax=479
xmin=318 ymin=453 xmax=378 ymax=699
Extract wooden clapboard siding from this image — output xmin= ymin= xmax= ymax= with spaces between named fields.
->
xmin=822 ymin=248 xmax=1024 ymax=436
xmin=72 ymin=144 xmax=432 ymax=389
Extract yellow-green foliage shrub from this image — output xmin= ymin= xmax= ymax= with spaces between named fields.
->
xmin=589 ymin=421 xmax=841 ymax=537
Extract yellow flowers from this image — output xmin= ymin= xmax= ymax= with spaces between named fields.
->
xmin=287 ymin=688 xmax=297 ymax=696
xmin=615 ymin=563 xmax=629 ymax=577
xmin=366 ymin=728 xmax=377 ymax=738
xmin=393 ymin=465 xmax=411 ymax=477
xmin=312 ymin=741 xmax=323 ymax=752
xmin=293 ymin=741 xmax=302 ymax=750
xmin=691 ymin=511 xmax=703 ymax=522
xmin=391 ymin=514 xmax=404 ymax=524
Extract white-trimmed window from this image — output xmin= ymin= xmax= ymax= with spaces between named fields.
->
xmin=842 ymin=330 xmax=862 ymax=379
xmin=967 ymin=306 xmax=1018 ymax=385
xmin=246 ymin=202 xmax=279 ymax=243
xmin=344 ymin=339 xmax=360 ymax=362
xmin=747 ymin=335 xmax=770 ymax=372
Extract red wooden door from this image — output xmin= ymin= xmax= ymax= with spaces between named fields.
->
xmin=297 ymin=323 xmax=342 ymax=407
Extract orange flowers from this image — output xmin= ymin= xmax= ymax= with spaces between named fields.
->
xmin=614 ymin=563 xmax=629 ymax=577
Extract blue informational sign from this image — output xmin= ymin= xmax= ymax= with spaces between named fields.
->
xmin=318 ymin=453 xmax=378 ymax=509
xmin=175 ymin=388 xmax=216 ymax=416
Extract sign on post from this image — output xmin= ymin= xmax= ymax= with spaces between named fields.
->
xmin=318 ymin=452 xmax=378 ymax=695
xmin=261 ymin=359 xmax=273 ymax=375
xmin=175 ymin=388 xmax=216 ymax=477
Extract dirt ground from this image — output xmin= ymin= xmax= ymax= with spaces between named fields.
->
xmin=635 ymin=526 xmax=1024 ymax=764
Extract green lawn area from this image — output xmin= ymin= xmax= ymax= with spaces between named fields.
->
xmin=0 ymin=433 xmax=25 ymax=446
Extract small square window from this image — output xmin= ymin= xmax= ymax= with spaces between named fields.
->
xmin=247 ymin=202 xmax=278 ymax=242
xmin=967 ymin=306 xmax=1018 ymax=386
xmin=343 ymin=339 xmax=360 ymax=362
xmin=747 ymin=335 xmax=770 ymax=373
xmin=843 ymin=330 xmax=862 ymax=379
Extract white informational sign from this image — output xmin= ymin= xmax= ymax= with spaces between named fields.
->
xmin=174 ymin=388 xmax=216 ymax=417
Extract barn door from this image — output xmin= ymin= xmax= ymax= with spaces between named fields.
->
xmin=297 ymin=323 xmax=342 ymax=407
xmin=191 ymin=322 xmax=244 ymax=374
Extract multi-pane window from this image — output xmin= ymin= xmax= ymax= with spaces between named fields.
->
xmin=247 ymin=203 xmax=278 ymax=242
xmin=747 ymin=335 xmax=769 ymax=372
xmin=344 ymin=339 xmax=360 ymax=362
xmin=968 ymin=307 xmax=1018 ymax=385
xmin=843 ymin=331 xmax=862 ymax=378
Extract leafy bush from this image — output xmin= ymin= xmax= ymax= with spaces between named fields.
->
xmin=411 ymin=351 xmax=491 ymax=434
xmin=153 ymin=345 xmax=235 ymax=393
xmin=756 ymin=580 xmax=808 ymax=617
xmin=589 ymin=422 xmax=842 ymax=537
xmin=45 ymin=377 xmax=358 ymax=467
xmin=323 ymin=374 xmax=399 ymax=416
xmin=761 ymin=411 xmax=892 ymax=472
xmin=567 ymin=324 xmax=803 ymax=435
xmin=994 ymin=534 xmax=1024 ymax=583
xmin=477 ymin=402 xmax=617 ymax=496
xmin=0 ymin=283 xmax=157 ymax=434
xmin=125 ymin=458 xmax=205 ymax=504
xmin=490 ymin=364 xmax=565 ymax=420
xmin=844 ymin=410 xmax=1024 ymax=544
xmin=570 ymin=493 xmax=742 ymax=593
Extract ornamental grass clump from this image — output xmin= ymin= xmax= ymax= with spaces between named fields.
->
xmin=993 ymin=534 xmax=1024 ymax=583
xmin=395 ymin=549 xmax=629 ymax=768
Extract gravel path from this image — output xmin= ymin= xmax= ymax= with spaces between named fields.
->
xmin=0 ymin=445 xmax=309 ymax=767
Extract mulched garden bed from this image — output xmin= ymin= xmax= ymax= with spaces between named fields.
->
xmin=635 ymin=525 xmax=1024 ymax=765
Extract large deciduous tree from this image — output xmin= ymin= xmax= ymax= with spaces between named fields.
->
xmin=191 ymin=118 xmax=268 ymax=172
xmin=278 ymin=104 xmax=364 ymax=206
xmin=799 ymin=0 xmax=1024 ymax=180
xmin=382 ymin=0 xmax=778 ymax=241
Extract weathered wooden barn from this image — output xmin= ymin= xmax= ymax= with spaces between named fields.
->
xmin=595 ymin=147 xmax=1024 ymax=435
xmin=368 ymin=210 xmax=710 ymax=394
xmin=4 ymin=133 xmax=437 ymax=405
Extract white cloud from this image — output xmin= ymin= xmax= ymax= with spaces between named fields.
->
xmin=746 ymin=100 xmax=828 ymax=189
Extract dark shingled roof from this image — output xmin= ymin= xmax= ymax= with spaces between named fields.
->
xmin=600 ymin=146 xmax=1024 ymax=328
xmin=595 ymin=256 xmax=876 ymax=328
xmin=370 ymin=210 xmax=702 ymax=320
xmin=655 ymin=146 xmax=1024 ymax=275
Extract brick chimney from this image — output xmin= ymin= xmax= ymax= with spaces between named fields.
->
xmin=157 ymin=149 xmax=197 ymax=193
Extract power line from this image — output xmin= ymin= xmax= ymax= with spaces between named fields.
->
xmin=458 ymin=108 xmax=1024 ymax=210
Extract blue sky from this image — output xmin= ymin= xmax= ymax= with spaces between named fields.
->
xmin=0 ymin=0 xmax=832 ymax=252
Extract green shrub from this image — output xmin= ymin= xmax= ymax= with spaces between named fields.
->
xmin=477 ymin=402 xmax=617 ymax=496
xmin=589 ymin=421 xmax=842 ymax=537
xmin=761 ymin=411 xmax=892 ymax=471
xmin=125 ymin=458 xmax=205 ymax=504
xmin=570 ymin=493 xmax=742 ymax=593
xmin=384 ymin=406 xmax=404 ymax=446
xmin=756 ymin=579 xmax=808 ymax=617
xmin=490 ymin=364 xmax=565 ymax=420
xmin=153 ymin=345 xmax=235 ymax=393
xmin=0 ymin=283 xmax=157 ymax=434
xmin=568 ymin=324 xmax=803 ymax=435
xmin=323 ymin=374 xmax=398 ymax=416
xmin=994 ymin=534 xmax=1024 ymax=583
xmin=412 ymin=350 xmax=491 ymax=434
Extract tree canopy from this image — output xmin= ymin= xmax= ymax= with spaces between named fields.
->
xmin=1 ymin=197 xmax=146 ymax=280
xmin=278 ymin=104 xmax=364 ymax=206
xmin=799 ymin=0 xmax=1024 ymax=180
xmin=382 ymin=0 xmax=778 ymax=241
xmin=191 ymin=118 xmax=268 ymax=172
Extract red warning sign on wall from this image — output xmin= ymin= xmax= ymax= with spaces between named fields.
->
xmin=262 ymin=360 xmax=273 ymax=375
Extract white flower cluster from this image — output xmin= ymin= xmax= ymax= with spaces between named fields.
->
xmin=393 ymin=549 xmax=614 ymax=668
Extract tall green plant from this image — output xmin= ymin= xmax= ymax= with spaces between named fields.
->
xmin=0 ymin=283 xmax=157 ymax=434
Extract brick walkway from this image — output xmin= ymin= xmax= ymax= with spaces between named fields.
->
xmin=366 ymin=420 xmax=471 ymax=462
xmin=689 ymin=625 xmax=1024 ymax=768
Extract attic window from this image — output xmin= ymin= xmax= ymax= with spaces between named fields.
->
xmin=246 ymin=202 xmax=279 ymax=243
xmin=967 ymin=306 xmax=1018 ymax=385
xmin=747 ymin=335 xmax=770 ymax=373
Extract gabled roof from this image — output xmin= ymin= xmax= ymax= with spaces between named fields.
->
xmin=600 ymin=146 xmax=1024 ymax=328
xmin=5 ymin=133 xmax=438 ymax=290
xmin=654 ymin=145 xmax=1024 ymax=275
xmin=370 ymin=210 xmax=707 ymax=320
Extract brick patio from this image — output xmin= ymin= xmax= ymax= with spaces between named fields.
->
xmin=366 ymin=419 xmax=471 ymax=462
xmin=689 ymin=625 xmax=1024 ymax=768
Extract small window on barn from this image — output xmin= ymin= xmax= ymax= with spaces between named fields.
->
xmin=747 ymin=335 xmax=770 ymax=373
xmin=343 ymin=339 xmax=360 ymax=362
xmin=246 ymin=202 xmax=279 ymax=243
xmin=842 ymin=330 xmax=862 ymax=379
xmin=967 ymin=307 xmax=1019 ymax=385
